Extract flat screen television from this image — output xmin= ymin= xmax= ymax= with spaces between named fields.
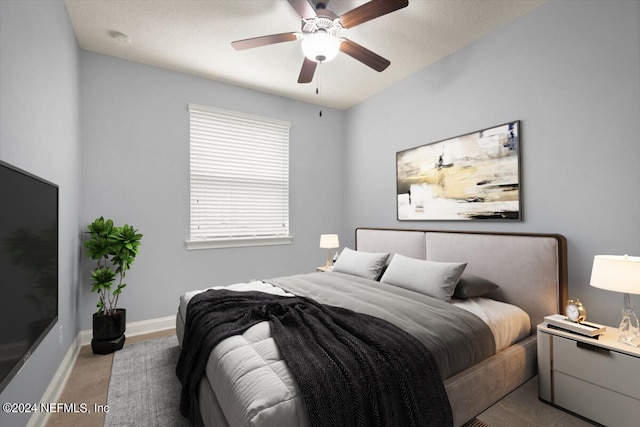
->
xmin=0 ymin=160 xmax=58 ymax=392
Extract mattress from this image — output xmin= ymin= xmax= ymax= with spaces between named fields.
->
xmin=452 ymin=296 xmax=531 ymax=352
xmin=176 ymin=274 xmax=531 ymax=427
xmin=177 ymin=280 xmax=530 ymax=352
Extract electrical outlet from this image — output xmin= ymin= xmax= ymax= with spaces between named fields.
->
xmin=59 ymin=324 xmax=63 ymax=344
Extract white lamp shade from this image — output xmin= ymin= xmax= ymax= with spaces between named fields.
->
xmin=319 ymin=234 xmax=339 ymax=249
xmin=301 ymin=32 xmax=341 ymax=62
xmin=590 ymin=255 xmax=640 ymax=294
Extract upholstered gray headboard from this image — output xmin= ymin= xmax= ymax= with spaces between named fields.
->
xmin=356 ymin=228 xmax=568 ymax=330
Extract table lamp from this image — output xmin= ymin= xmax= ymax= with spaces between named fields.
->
xmin=319 ymin=234 xmax=339 ymax=268
xmin=590 ymin=254 xmax=640 ymax=346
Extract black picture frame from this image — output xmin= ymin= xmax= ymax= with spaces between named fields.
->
xmin=396 ymin=121 xmax=521 ymax=221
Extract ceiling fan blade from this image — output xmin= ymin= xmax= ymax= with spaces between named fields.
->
xmin=340 ymin=39 xmax=390 ymax=72
xmin=298 ymin=57 xmax=318 ymax=83
xmin=287 ymin=0 xmax=317 ymax=20
xmin=339 ymin=0 xmax=408 ymax=29
xmin=231 ymin=32 xmax=298 ymax=50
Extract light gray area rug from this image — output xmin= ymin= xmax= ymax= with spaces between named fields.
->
xmin=104 ymin=335 xmax=491 ymax=427
xmin=104 ymin=335 xmax=190 ymax=427
xmin=463 ymin=419 xmax=490 ymax=427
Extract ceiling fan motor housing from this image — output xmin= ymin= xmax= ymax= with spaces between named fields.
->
xmin=301 ymin=14 xmax=342 ymax=35
xmin=301 ymin=7 xmax=344 ymax=62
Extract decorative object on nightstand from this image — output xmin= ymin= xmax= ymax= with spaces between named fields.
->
xmin=564 ymin=298 xmax=586 ymax=323
xmin=544 ymin=314 xmax=605 ymax=338
xmin=590 ymin=254 xmax=640 ymax=346
xmin=319 ymin=234 xmax=339 ymax=268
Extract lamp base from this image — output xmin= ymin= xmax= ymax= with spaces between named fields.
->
xmin=618 ymin=293 xmax=640 ymax=347
xmin=325 ymin=249 xmax=333 ymax=268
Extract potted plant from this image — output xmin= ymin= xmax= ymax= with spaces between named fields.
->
xmin=84 ymin=216 xmax=142 ymax=354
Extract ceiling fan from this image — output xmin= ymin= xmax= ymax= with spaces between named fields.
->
xmin=231 ymin=0 xmax=409 ymax=84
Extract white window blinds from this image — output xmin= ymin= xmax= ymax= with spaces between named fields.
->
xmin=187 ymin=104 xmax=292 ymax=249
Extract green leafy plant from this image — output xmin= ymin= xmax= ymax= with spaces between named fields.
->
xmin=83 ymin=217 xmax=142 ymax=315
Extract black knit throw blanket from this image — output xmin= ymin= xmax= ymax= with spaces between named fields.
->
xmin=176 ymin=289 xmax=453 ymax=427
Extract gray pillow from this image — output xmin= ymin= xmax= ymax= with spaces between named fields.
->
xmin=380 ymin=254 xmax=467 ymax=302
xmin=332 ymin=247 xmax=389 ymax=281
xmin=453 ymin=274 xmax=499 ymax=298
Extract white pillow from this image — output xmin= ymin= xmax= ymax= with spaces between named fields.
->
xmin=332 ymin=247 xmax=389 ymax=281
xmin=380 ymin=254 xmax=467 ymax=302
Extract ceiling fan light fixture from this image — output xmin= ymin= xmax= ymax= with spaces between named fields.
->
xmin=231 ymin=0 xmax=408 ymax=84
xmin=301 ymin=32 xmax=342 ymax=63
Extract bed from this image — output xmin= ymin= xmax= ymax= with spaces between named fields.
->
xmin=176 ymin=228 xmax=567 ymax=426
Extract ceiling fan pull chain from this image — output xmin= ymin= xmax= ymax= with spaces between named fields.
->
xmin=316 ymin=63 xmax=322 ymax=95
xmin=316 ymin=64 xmax=323 ymax=117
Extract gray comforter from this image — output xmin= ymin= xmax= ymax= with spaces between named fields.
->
xmin=271 ymin=272 xmax=496 ymax=379
xmin=178 ymin=288 xmax=454 ymax=427
xmin=176 ymin=271 xmax=498 ymax=427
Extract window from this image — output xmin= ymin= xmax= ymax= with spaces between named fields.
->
xmin=187 ymin=104 xmax=292 ymax=249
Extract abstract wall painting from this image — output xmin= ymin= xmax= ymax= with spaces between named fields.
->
xmin=396 ymin=121 xmax=521 ymax=221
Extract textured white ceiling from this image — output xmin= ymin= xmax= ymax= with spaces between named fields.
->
xmin=64 ymin=0 xmax=546 ymax=109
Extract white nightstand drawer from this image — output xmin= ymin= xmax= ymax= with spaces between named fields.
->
xmin=538 ymin=323 xmax=640 ymax=427
xmin=553 ymin=335 xmax=640 ymax=400
xmin=554 ymin=372 xmax=640 ymax=427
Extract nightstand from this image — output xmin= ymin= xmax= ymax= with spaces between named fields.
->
xmin=316 ymin=266 xmax=333 ymax=272
xmin=537 ymin=322 xmax=640 ymax=426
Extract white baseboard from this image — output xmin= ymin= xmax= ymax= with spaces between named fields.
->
xmin=27 ymin=335 xmax=81 ymax=427
xmin=79 ymin=315 xmax=176 ymax=346
xmin=28 ymin=315 xmax=176 ymax=426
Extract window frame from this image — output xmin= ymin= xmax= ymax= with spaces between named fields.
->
xmin=186 ymin=103 xmax=293 ymax=250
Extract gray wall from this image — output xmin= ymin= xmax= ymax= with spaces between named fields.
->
xmin=0 ymin=1 xmax=81 ymax=426
xmin=79 ymin=52 xmax=347 ymax=329
xmin=344 ymin=0 xmax=640 ymax=327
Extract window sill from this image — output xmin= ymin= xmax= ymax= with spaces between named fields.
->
xmin=186 ymin=235 xmax=293 ymax=250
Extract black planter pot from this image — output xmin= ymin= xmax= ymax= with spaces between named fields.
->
xmin=91 ymin=308 xmax=126 ymax=354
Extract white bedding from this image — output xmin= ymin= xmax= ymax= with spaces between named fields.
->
xmin=451 ymin=297 xmax=531 ymax=352
xmin=177 ymin=280 xmax=531 ymax=427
